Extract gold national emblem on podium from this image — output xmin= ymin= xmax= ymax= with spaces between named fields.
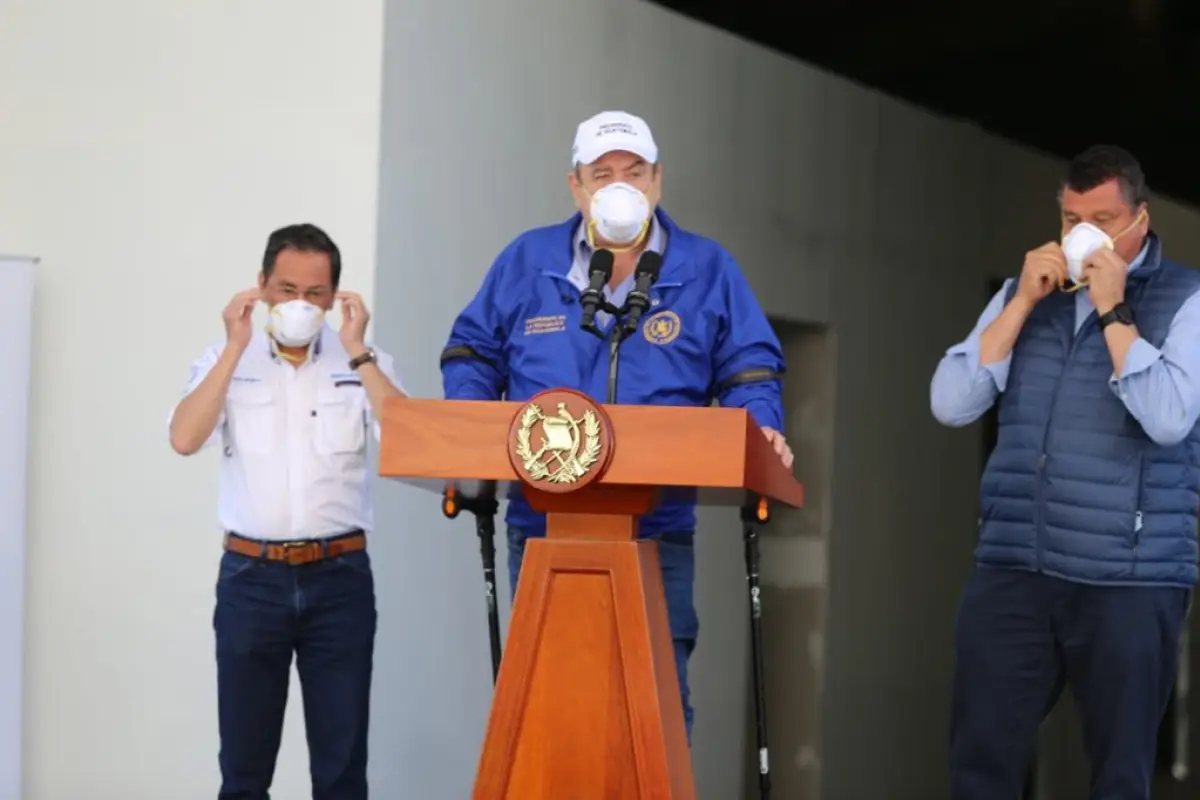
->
xmin=507 ymin=389 xmax=614 ymax=493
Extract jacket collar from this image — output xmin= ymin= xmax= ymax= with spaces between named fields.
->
xmin=1127 ymin=231 xmax=1163 ymax=284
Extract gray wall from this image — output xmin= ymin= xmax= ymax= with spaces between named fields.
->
xmin=369 ymin=0 xmax=1200 ymax=798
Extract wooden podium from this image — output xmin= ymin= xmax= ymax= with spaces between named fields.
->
xmin=379 ymin=388 xmax=804 ymax=799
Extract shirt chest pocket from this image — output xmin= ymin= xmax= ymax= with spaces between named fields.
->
xmin=316 ymin=387 xmax=366 ymax=455
xmin=226 ymin=386 xmax=276 ymax=455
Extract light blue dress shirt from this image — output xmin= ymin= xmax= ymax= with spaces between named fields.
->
xmin=930 ymin=242 xmax=1200 ymax=446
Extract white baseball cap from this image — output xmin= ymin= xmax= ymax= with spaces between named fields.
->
xmin=571 ymin=111 xmax=659 ymax=167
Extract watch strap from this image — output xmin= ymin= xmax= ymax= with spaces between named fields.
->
xmin=1098 ymin=303 xmax=1135 ymax=330
xmin=348 ymin=349 xmax=376 ymax=370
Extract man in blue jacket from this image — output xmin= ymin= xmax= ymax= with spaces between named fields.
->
xmin=931 ymin=145 xmax=1200 ymax=799
xmin=440 ymin=110 xmax=793 ymax=739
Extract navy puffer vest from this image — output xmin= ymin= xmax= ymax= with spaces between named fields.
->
xmin=978 ymin=235 xmax=1200 ymax=587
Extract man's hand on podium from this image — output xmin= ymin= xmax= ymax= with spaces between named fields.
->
xmin=761 ymin=426 xmax=793 ymax=469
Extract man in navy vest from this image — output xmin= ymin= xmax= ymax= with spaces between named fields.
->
xmin=931 ymin=145 xmax=1200 ymax=799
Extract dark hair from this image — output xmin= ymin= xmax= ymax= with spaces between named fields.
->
xmin=1059 ymin=145 xmax=1147 ymax=209
xmin=261 ymin=223 xmax=342 ymax=287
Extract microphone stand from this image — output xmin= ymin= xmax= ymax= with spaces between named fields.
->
xmin=606 ymin=320 xmax=626 ymax=405
xmin=580 ymin=298 xmax=627 ymax=404
xmin=742 ymin=497 xmax=773 ymax=800
xmin=442 ymin=482 xmax=503 ymax=684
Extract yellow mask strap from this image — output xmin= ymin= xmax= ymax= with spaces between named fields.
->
xmin=265 ymin=319 xmax=313 ymax=363
xmin=1117 ymin=207 xmax=1149 ymax=241
xmin=1062 ymin=208 xmax=1148 ymax=293
xmin=585 ymin=219 xmax=650 ymax=253
xmin=268 ymin=337 xmax=307 ymax=363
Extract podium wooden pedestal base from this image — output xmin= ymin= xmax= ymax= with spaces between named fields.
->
xmin=471 ymin=513 xmax=696 ymax=799
xmin=377 ymin=393 xmax=803 ymax=800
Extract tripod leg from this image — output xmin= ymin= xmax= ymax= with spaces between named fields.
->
xmin=477 ymin=516 xmax=503 ymax=684
xmin=744 ymin=521 xmax=772 ymax=799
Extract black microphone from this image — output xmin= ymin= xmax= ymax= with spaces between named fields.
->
xmin=621 ymin=251 xmax=663 ymax=337
xmin=579 ymin=249 xmax=615 ymax=336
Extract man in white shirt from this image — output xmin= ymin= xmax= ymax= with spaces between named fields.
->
xmin=168 ymin=223 xmax=403 ymax=800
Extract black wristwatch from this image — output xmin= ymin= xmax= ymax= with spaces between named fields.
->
xmin=348 ymin=348 xmax=377 ymax=371
xmin=1098 ymin=302 xmax=1135 ymax=330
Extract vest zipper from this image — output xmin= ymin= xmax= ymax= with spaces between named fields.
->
xmin=1035 ymin=452 xmax=1048 ymax=571
xmin=1133 ymin=454 xmax=1146 ymax=569
xmin=1035 ymin=311 xmax=1092 ymax=573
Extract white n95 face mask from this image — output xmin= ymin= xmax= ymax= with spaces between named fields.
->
xmin=1060 ymin=208 xmax=1148 ymax=288
xmin=1062 ymin=222 xmax=1114 ymax=285
xmin=267 ymin=299 xmax=325 ymax=347
xmin=589 ymin=182 xmax=651 ymax=247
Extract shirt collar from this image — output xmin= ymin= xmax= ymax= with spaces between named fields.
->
xmin=1127 ymin=239 xmax=1150 ymax=275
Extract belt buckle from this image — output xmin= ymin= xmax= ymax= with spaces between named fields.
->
xmin=278 ymin=540 xmax=319 ymax=566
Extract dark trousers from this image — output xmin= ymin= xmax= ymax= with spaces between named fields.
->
xmin=214 ymin=548 xmax=377 ymax=800
xmin=507 ymin=528 xmax=698 ymax=739
xmin=950 ymin=566 xmax=1189 ymax=800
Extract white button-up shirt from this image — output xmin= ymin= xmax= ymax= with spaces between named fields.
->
xmin=169 ymin=327 xmax=401 ymax=541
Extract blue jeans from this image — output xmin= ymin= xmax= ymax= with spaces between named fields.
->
xmin=213 ymin=548 xmax=377 ymax=800
xmin=507 ymin=528 xmax=698 ymax=739
xmin=949 ymin=566 xmax=1189 ymax=800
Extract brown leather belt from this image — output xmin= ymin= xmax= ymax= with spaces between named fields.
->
xmin=224 ymin=531 xmax=366 ymax=566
